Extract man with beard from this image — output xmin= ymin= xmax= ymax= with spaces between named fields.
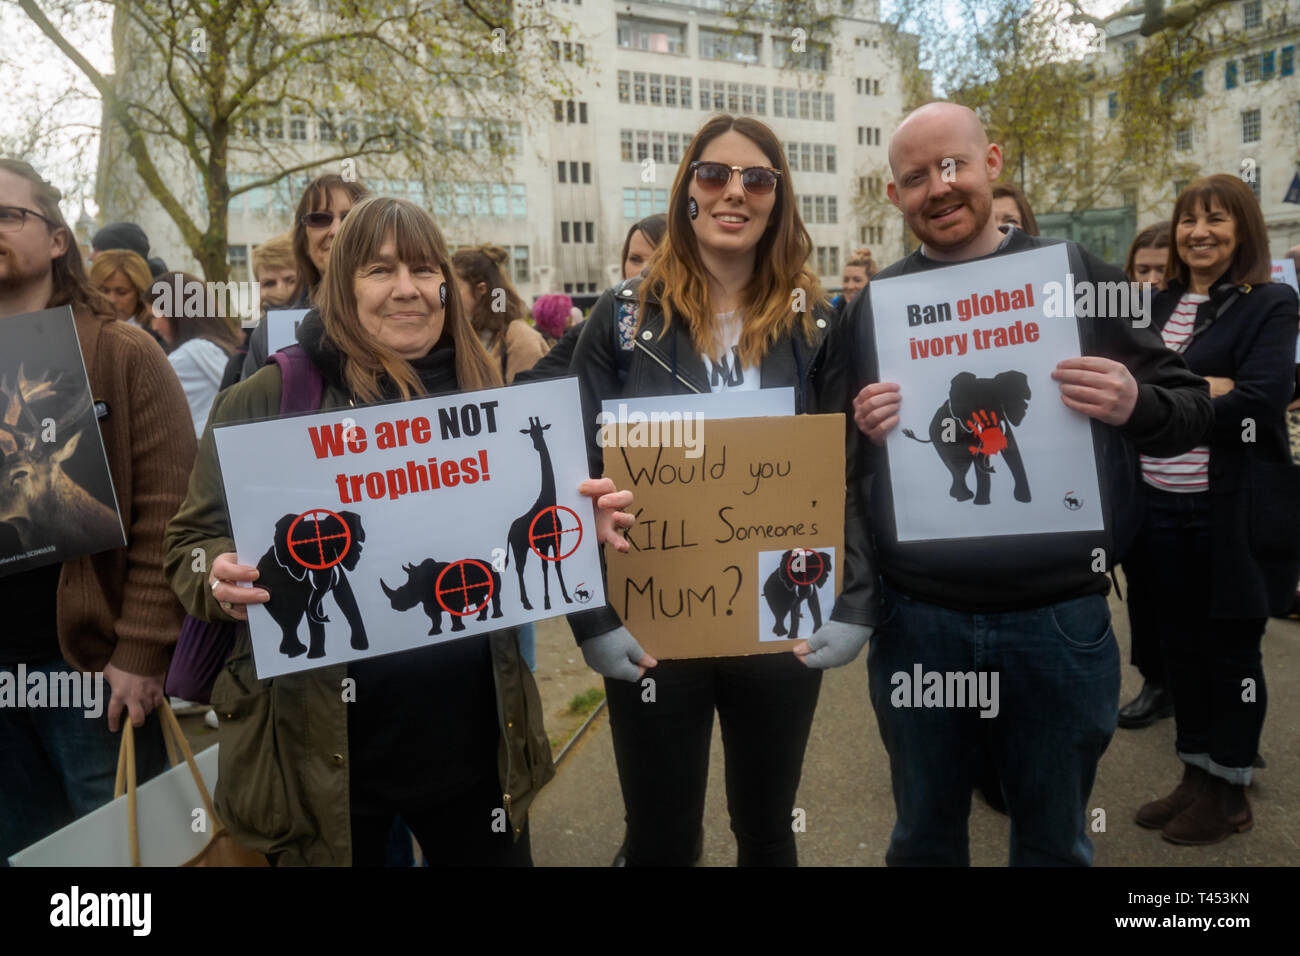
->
xmin=813 ymin=103 xmax=1212 ymax=866
xmin=0 ymin=159 xmax=195 ymax=863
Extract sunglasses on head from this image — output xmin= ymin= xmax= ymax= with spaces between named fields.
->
xmin=301 ymin=209 xmax=348 ymax=229
xmin=690 ymin=161 xmax=781 ymax=196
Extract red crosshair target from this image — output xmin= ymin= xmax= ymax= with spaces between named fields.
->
xmin=786 ymin=549 xmax=824 ymax=587
xmin=528 ymin=505 xmax=583 ymax=562
xmin=286 ymin=508 xmax=352 ymax=570
xmin=435 ymin=559 xmax=495 ymax=616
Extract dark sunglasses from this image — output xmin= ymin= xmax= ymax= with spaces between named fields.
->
xmin=300 ymin=209 xmax=349 ymax=229
xmin=690 ymin=161 xmax=781 ymax=196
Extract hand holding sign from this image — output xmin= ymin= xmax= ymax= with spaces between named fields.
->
xmin=209 ymin=551 xmax=269 ymax=621
xmin=1051 ymin=356 xmax=1138 ymax=426
xmin=580 ymin=477 xmax=636 ymax=553
xmin=852 ymin=381 xmax=902 ymax=446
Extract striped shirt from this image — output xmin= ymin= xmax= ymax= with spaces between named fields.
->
xmin=1141 ymin=292 xmax=1210 ymax=493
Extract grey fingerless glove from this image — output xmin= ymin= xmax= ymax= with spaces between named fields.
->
xmin=801 ymin=620 xmax=873 ymax=669
xmin=580 ymin=626 xmax=648 ymax=682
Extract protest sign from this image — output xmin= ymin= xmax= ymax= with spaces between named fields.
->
xmin=1273 ymin=258 xmax=1299 ymax=293
xmin=872 ymin=245 xmax=1105 ymax=542
xmin=213 ymin=377 xmax=603 ymax=678
xmin=602 ymin=412 xmax=844 ymax=660
xmin=0 ymin=307 xmax=125 ymax=578
xmin=264 ymin=308 xmax=310 ymax=356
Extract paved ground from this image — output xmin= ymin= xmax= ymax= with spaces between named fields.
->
xmin=530 ymin=592 xmax=1300 ymax=866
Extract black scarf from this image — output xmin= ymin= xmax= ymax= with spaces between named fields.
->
xmin=296 ymin=308 xmax=460 ymax=401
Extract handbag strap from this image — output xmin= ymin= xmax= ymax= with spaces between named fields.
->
xmin=114 ymin=700 xmax=219 ymax=867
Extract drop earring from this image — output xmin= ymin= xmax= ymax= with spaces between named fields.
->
xmin=688 ymin=196 xmax=698 ymax=220
xmin=439 ymin=281 xmax=447 ymax=306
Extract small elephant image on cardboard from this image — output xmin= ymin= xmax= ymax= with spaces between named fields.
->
xmin=758 ymin=548 xmax=834 ymax=643
xmin=256 ymin=509 xmax=368 ymax=660
xmin=902 ymin=370 xmax=1032 ymax=506
xmin=381 ymin=557 xmax=504 ymax=635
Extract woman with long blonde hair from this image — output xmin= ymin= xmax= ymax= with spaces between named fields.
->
xmin=165 ymin=197 xmax=634 ymax=865
xmin=569 ymin=114 xmax=873 ymax=866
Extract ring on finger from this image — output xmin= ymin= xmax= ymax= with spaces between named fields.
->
xmin=221 ymin=601 xmax=234 ymax=611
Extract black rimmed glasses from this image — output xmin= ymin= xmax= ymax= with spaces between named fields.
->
xmin=0 ymin=205 xmax=58 ymax=233
xmin=690 ymin=161 xmax=781 ymax=196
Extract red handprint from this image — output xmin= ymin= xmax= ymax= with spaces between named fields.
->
xmin=967 ymin=409 xmax=1008 ymax=457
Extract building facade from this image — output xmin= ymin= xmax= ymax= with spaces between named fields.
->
xmin=95 ymin=0 xmax=914 ymax=301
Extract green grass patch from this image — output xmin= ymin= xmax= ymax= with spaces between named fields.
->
xmin=564 ymin=687 xmax=606 ymax=717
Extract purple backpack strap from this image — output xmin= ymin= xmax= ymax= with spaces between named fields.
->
xmin=269 ymin=344 xmax=324 ymax=413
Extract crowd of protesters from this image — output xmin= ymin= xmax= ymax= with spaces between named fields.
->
xmin=1 ymin=95 xmax=1298 ymax=868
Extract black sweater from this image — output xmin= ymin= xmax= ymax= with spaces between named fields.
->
xmin=816 ymin=230 xmax=1213 ymax=614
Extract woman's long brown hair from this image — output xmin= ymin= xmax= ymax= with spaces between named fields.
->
xmin=640 ymin=114 xmax=824 ymax=366
xmin=451 ymin=244 xmax=529 ymax=351
xmin=316 ymin=197 xmax=501 ymax=403
xmin=1166 ymin=174 xmax=1272 ymax=288
xmin=293 ymin=173 xmax=370 ymax=301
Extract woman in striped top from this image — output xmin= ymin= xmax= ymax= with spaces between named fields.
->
xmin=1130 ymin=175 xmax=1300 ymax=846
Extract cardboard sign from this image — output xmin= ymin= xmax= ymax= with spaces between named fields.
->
xmin=264 ymin=308 xmax=310 ymax=356
xmin=0 ymin=307 xmax=125 ymax=578
xmin=602 ymin=413 xmax=844 ymax=660
xmin=213 ymin=377 xmax=604 ymax=677
xmin=872 ymin=245 xmax=1105 ymax=542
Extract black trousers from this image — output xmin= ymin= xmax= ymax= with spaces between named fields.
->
xmin=604 ymin=652 xmax=822 ymax=866
xmin=1122 ymin=545 xmax=1168 ymax=686
xmin=349 ymin=773 xmax=532 ymax=867
xmin=1126 ymin=488 xmax=1267 ymax=779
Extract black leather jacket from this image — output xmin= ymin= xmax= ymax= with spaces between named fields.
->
xmin=564 ymin=276 xmax=876 ymax=639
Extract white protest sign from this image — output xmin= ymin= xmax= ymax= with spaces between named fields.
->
xmin=1273 ymin=258 xmax=1299 ymax=293
xmin=873 ymin=245 xmax=1105 ymax=542
xmin=264 ymin=308 xmax=310 ymax=356
xmin=214 ymin=377 xmax=604 ymax=677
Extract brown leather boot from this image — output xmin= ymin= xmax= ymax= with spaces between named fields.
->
xmin=1135 ymin=763 xmax=1207 ymax=829
xmin=1161 ymin=775 xmax=1253 ymax=846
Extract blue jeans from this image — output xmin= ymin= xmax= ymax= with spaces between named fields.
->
xmin=517 ymin=623 xmax=536 ymax=672
xmin=867 ymin=586 xmax=1120 ymax=866
xmin=0 ymin=657 xmax=169 ymax=865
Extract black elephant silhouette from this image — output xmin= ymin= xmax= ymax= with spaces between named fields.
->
xmin=902 ymin=370 xmax=1032 ymax=506
xmin=762 ymin=548 xmax=832 ymax=641
xmin=381 ymin=557 xmax=503 ymax=635
xmin=256 ymin=510 xmax=368 ymax=660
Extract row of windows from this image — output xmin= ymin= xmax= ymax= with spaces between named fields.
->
xmin=861 ymin=226 xmax=885 ymax=245
xmin=1226 ymin=46 xmax=1295 ymax=87
xmin=771 ymin=87 xmax=836 ymax=122
xmin=698 ymin=79 xmax=764 ymax=115
xmin=553 ymin=100 xmax=589 ymax=124
xmin=618 ymin=72 xmax=694 ymax=108
xmin=785 ymin=142 xmax=838 ymax=174
xmin=858 ymin=127 xmax=883 ymax=146
xmin=1173 ymin=109 xmax=1265 ymax=149
xmin=563 ymin=282 xmax=600 ymax=294
xmin=235 ymin=114 xmax=523 ymax=155
xmin=557 ymin=161 xmax=592 ymax=184
xmin=430 ymin=183 xmax=528 ymax=219
xmin=560 ymin=221 xmax=596 ymax=244
xmin=623 ymin=187 xmax=669 ymax=219
xmin=615 ymin=16 xmax=829 ymax=71
xmin=856 ymin=78 xmax=883 ymax=95
xmin=620 ymin=129 xmax=694 ymax=164
xmin=814 ymin=246 xmax=839 ymax=276
xmin=1107 ymin=71 xmax=1203 ymax=116
xmin=550 ymin=40 xmax=585 ymax=64
xmin=798 ymin=195 xmax=839 ymax=225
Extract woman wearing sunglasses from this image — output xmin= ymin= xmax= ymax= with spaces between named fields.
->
xmin=569 ymin=115 xmax=871 ymax=866
xmin=240 ymin=174 xmax=371 ymax=380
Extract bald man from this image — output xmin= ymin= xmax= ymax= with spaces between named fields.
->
xmin=815 ymin=103 xmax=1212 ymax=866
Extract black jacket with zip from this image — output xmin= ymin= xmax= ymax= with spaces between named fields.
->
xmin=564 ymin=275 xmax=862 ymax=640
xmin=816 ymin=228 xmax=1214 ymax=615
xmin=1150 ymin=273 xmax=1300 ymax=617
